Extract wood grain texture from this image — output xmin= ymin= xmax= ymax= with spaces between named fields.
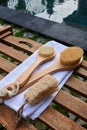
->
xmin=65 ymin=77 xmax=87 ymax=97
xmin=76 ymin=67 xmax=87 ymax=79
xmin=0 ymin=25 xmax=12 ymax=36
xmin=0 ymin=42 xmax=28 ymax=62
xmin=39 ymin=107 xmax=86 ymax=130
xmin=0 ymin=56 xmax=17 ymax=73
xmin=0 ymin=104 xmax=37 ymax=130
xmin=54 ymin=90 xmax=87 ymax=122
xmin=81 ymin=60 xmax=87 ymax=69
xmin=3 ymin=35 xmax=42 ymax=53
xmin=0 ymin=31 xmax=11 ymax=39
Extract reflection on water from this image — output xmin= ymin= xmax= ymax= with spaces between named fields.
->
xmin=0 ymin=0 xmax=78 ymax=23
xmin=64 ymin=0 xmax=87 ymax=30
xmin=35 ymin=0 xmax=77 ymax=23
xmin=0 ymin=0 xmax=87 ymax=30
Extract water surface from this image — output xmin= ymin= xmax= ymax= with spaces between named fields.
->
xmin=0 ymin=0 xmax=78 ymax=23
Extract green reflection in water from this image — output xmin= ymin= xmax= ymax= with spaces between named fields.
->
xmin=0 ymin=0 xmax=87 ymax=30
xmin=64 ymin=0 xmax=87 ymax=30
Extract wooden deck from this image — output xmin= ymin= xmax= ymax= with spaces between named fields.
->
xmin=0 ymin=26 xmax=87 ymax=130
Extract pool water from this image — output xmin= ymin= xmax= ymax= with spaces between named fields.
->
xmin=35 ymin=0 xmax=78 ymax=24
xmin=0 ymin=0 xmax=78 ymax=24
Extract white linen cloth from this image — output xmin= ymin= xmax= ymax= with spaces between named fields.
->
xmin=0 ymin=41 xmax=73 ymax=120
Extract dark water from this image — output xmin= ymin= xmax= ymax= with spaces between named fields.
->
xmin=0 ymin=0 xmax=77 ymax=23
xmin=0 ymin=0 xmax=87 ymax=30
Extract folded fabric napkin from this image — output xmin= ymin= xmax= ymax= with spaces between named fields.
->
xmin=0 ymin=41 xmax=73 ymax=120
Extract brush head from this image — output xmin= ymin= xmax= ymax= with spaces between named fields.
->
xmin=60 ymin=47 xmax=84 ymax=66
xmin=38 ymin=46 xmax=55 ymax=57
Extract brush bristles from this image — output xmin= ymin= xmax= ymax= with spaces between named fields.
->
xmin=60 ymin=47 xmax=84 ymax=66
xmin=38 ymin=46 xmax=55 ymax=57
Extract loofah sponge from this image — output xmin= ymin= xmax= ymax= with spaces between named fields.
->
xmin=24 ymin=74 xmax=58 ymax=105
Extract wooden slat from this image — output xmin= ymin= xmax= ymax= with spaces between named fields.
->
xmin=0 ymin=31 xmax=11 ymax=39
xmin=0 ymin=104 xmax=37 ymax=130
xmin=54 ymin=90 xmax=87 ymax=122
xmin=0 ymin=42 xmax=28 ymax=62
xmin=0 ymin=57 xmax=17 ymax=73
xmin=81 ymin=60 xmax=87 ymax=69
xmin=65 ymin=77 xmax=87 ymax=97
xmin=0 ymin=25 xmax=12 ymax=35
xmin=76 ymin=67 xmax=87 ymax=79
xmin=16 ymin=119 xmax=37 ymax=130
xmin=3 ymin=35 xmax=42 ymax=53
xmin=39 ymin=107 xmax=86 ymax=130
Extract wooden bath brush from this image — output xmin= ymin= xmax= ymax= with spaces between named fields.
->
xmin=21 ymin=46 xmax=84 ymax=88
xmin=0 ymin=46 xmax=55 ymax=100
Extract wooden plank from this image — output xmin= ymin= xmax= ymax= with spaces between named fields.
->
xmin=65 ymin=77 xmax=87 ymax=97
xmin=76 ymin=67 xmax=87 ymax=79
xmin=0 ymin=25 xmax=12 ymax=35
xmin=0 ymin=57 xmax=17 ymax=73
xmin=16 ymin=119 xmax=37 ymax=130
xmin=3 ymin=35 xmax=42 ymax=53
xmin=0 ymin=42 xmax=28 ymax=62
xmin=0 ymin=104 xmax=37 ymax=130
xmin=0 ymin=31 xmax=11 ymax=39
xmin=54 ymin=90 xmax=87 ymax=122
xmin=81 ymin=60 xmax=87 ymax=69
xmin=39 ymin=107 xmax=86 ymax=130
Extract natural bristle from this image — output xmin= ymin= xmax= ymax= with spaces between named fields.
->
xmin=38 ymin=46 xmax=55 ymax=57
xmin=60 ymin=47 xmax=84 ymax=65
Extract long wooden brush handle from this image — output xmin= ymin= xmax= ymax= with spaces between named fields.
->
xmin=22 ymin=57 xmax=83 ymax=90
xmin=15 ymin=59 xmax=41 ymax=87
